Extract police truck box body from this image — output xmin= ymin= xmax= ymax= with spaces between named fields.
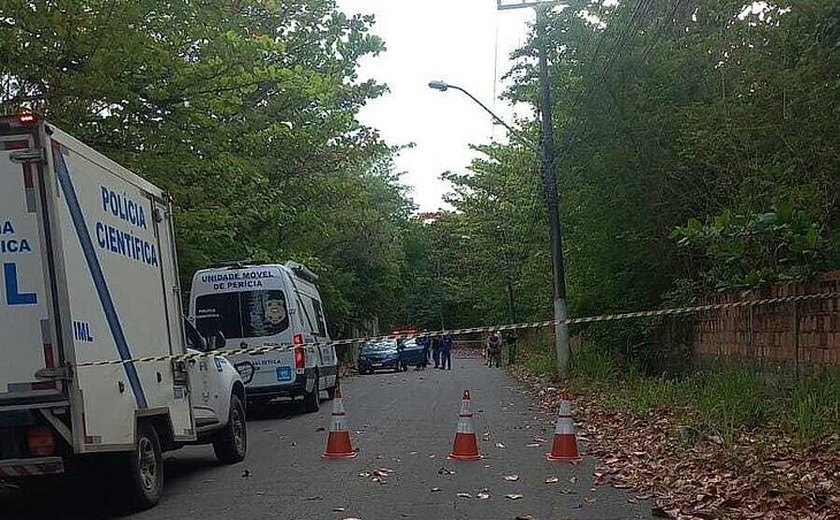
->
xmin=189 ymin=262 xmax=338 ymax=412
xmin=0 ymin=115 xmax=247 ymax=510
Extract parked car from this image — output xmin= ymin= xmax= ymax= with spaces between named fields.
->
xmin=357 ymin=338 xmax=427 ymax=374
xmin=358 ymin=340 xmax=400 ymax=374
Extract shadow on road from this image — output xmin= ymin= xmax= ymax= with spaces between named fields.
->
xmin=0 ymin=455 xmax=221 ymax=520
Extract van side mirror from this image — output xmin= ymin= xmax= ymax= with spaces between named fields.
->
xmin=207 ymin=330 xmax=226 ymax=351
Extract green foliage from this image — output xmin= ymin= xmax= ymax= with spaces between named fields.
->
xmin=788 ymin=369 xmax=840 ymax=445
xmin=523 ymin=341 xmax=558 ymax=380
xmin=693 ymin=366 xmax=768 ymax=441
xmin=0 ymin=0 xmax=416 ymax=336
xmin=569 ymin=340 xmax=616 ymax=383
xmin=422 ymin=0 xmax=838 ymax=368
xmin=672 ymin=203 xmax=829 ymax=291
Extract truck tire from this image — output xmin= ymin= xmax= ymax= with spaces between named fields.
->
xmin=302 ymin=374 xmax=320 ymax=413
xmin=119 ymin=422 xmax=164 ymax=511
xmin=326 ymin=372 xmax=339 ymax=400
xmin=213 ymin=394 xmax=247 ymax=464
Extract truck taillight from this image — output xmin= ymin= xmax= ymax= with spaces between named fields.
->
xmin=27 ymin=426 xmax=55 ymax=457
xmin=294 ymin=347 xmax=305 ymax=369
xmin=293 ymin=333 xmax=304 ymax=346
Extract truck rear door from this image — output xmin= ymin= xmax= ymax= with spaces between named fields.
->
xmin=0 ymin=119 xmax=64 ymax=404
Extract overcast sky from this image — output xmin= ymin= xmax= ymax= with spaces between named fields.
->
xmin=336 ymin=0 xmax=535 ymax=212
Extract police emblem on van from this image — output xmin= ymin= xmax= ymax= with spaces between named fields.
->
xmin=264 ymin=299 xmax=287 ymax=325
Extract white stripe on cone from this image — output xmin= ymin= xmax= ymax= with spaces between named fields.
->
xmin=556 ymin=399 xmax=571 ymax=417
xmin=330 ymin=415 xmax=347 ymax=432
xmin=456 ymin=417 xmax=475 ymax=435
xmin=333 ymin=396 xmax=346 ymax=416
xmin=554 ymin=417 xmax=575 ymax=435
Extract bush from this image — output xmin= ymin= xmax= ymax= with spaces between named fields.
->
xmin=570 ymin=340 xmax=617 ymax=383
xmin=693 ymin=365 xmax=770 ymax=441
xmin=787 ymin=368 xmax=840 ymax=446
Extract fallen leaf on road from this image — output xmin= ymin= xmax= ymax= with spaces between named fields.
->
xmin=477 ymin=491 xmax=490 ymax=499
xmin=533 ymin=436 xmax=547 ymax=443
xmin=504 ymin=474 xmax=520 ymax=482
xmin=333 ymin=507 xmax=345 ymax=512
xmin=526 ymin=443 xmax=541 ymax=448
xmin=545 ymin=477 xmax=560 ymax=484
xmin=430 ymin=487 xmax=442 ymax=493
xmin=305 ymin=495 xmax=322 ymax=501
xmin=438 ymin=467 xmax=455 ymax=475
xmin=495 ymin=442 xmax=506 ymax=448
xmin=568 ymin=476 xmax=577 ymax=484
xmin=316 ymin=426 xmax=325 ymax=432
xmin=241 ymin=469 xmax=252 ymax=478
xmin=584 ymin=497 xmax=597 ymax=504
xmin=515 ymin=516 xmax=535 ymax=520
xmin=505 ymin=494 xmax=524 ymax=500
xmin=457 ymin=493 xmax=472 ymax=499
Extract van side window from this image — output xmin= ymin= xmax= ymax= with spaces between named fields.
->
xmin=309 ymin=297 xmax=327 ymax=337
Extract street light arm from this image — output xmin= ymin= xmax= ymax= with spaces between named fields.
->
xmin=438 ymin=83 xmax=539 ymax=154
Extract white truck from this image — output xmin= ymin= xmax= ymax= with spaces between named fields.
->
xmin=190 ymin=262 xmax=339 ymax=412
xmin=0 ymin=114 xmax=247 ymax=510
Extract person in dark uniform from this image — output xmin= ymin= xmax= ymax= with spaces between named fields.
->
xmin=440 ymin=333 xmax=454 ymax=370
xmin=431 ymin=334 xmax=441 ymax=368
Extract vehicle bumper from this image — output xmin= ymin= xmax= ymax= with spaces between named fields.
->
xmin=0 ymin=457 xmax=64 ymax=478
xmin=358 ymin=358 xmax=399 ymax=371
xmin=245 ymin=369 xmax=315 ymax=401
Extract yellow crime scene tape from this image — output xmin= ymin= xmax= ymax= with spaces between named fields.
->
xmin=71 ymin=291 xmax=839 ymax=368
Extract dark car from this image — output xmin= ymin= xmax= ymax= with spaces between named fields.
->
xmin=358 ymin=338 xmax=427 ymax=374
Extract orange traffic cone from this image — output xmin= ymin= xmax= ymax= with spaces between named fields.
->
xmin=546 ymin=394 xmax=581 ymax=462
xmin=448 ymin=390 xmax=482 ymax=461
xmin=323 ymin=388 xmax=357 ymax=459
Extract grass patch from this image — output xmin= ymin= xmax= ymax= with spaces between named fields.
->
xmin=517 ymin=339 xmax=840 ymax=450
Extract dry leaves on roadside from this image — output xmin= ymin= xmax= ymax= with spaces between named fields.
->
xmin=511 ymin=366 xmax=840 ymax=520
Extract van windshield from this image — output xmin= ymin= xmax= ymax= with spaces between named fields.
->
xmin=195 ymin=290 xmax=289 ymax=340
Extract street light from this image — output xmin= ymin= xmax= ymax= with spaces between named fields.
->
xmin=429 ymin=0 xmax=571 ymax=379
xmin=427 ymin=81 xmax=538 ymax=153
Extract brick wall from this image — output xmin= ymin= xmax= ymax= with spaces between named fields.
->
xmin=692 ymin=272 xmax=840 ymax=369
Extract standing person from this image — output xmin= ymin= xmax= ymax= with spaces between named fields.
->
xmin=396 ymin=338 xmax=407 ymax=372
xmin=487 ymin=332 xmax=502 ymax=368
xmin=506 ymin=329 xmax=519 ymax=366
xmin=431 ymin=334 xmax=441 ymax=369
xmin=440 ymin=333 xmax=454 ymax=370
xmin=417 ymin=332 xmax=430 ymax=370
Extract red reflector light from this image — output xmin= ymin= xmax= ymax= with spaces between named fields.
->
xmin=293 ymin=334 xmax=304 ymax=346
xmin=27 ymin=426 xmax=55 ymax=457
xmin=18 ymin=113 xmax=37 ymax=125
xmin=294 ymin=347 xmax=305 ymax=369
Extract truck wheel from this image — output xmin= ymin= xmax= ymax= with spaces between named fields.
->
xmin=326 ymin=373 xmax=339 ymax=400
xmin=213 ymin=394 xmax=247 ymax=464
xmin=119 ymin=422 xmax=164 ymax=511
xmin=302 ymin=374 xmax=320 ymax=413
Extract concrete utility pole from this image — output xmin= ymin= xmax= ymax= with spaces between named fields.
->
xmin=497 ymin=0 xmax=569 ymax=378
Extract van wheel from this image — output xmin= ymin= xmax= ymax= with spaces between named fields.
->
xmin=213 ymin=394 xmax=247 ymax=464
xmin=302 ymin=375 xmax=320 ymax=413
xmin=118 ymin=422 xmax=164 ymax=511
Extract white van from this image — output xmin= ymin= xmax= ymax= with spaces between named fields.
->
xmin=188 ymin=262 xmax=338 ymax=412
xmin=0 ymin=114 xmax=246 ymax=511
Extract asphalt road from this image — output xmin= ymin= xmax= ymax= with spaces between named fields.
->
xmin=2 ymin=357 xmax=653 ymax=520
